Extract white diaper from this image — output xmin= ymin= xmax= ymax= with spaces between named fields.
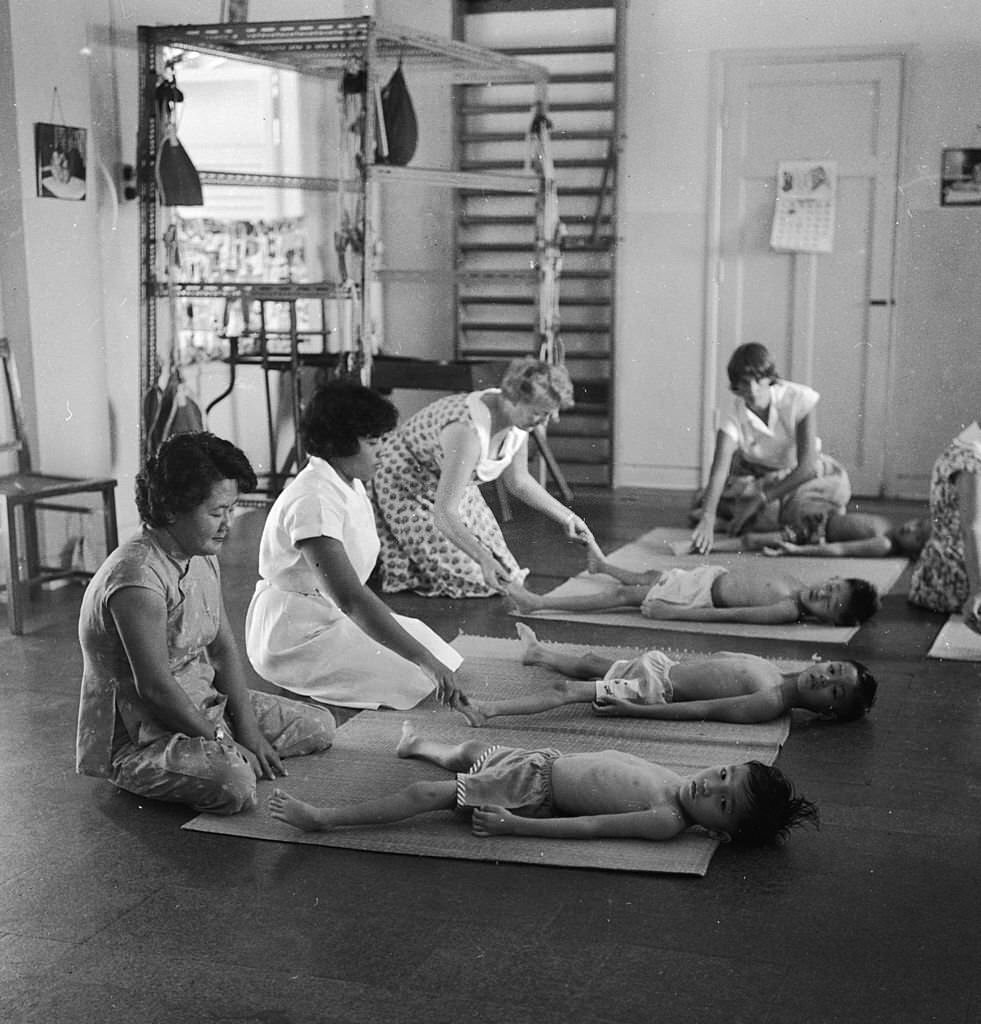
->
xmin=640 ymin=565 xmax=728 ymax=616
xmin=594 ymin=649 xmax=676 ymax=705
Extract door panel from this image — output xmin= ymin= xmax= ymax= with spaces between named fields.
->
xmin=711 ymin=55 xmax=903 ymax=495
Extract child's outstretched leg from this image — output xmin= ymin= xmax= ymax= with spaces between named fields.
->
xmin=585 ymin=546 xmax=608 ymax=575
xmin=586 ymin=552 xmax=663 ymax=588
xmin=505 ymin=580 xmax=650 ymax=615
xmin=457 ymin=674 xmax=598 ymax=727
xmin=516 ymin=622 xmax=617 ymax=679
xmin=504 ymin=582 xmax=546 ymax=615
xmin=710 ymin=531 xmax=781 ymax=553
xmin=396 ymin=719 xmax=494 ymax=770
xmin=577 ymin=530 xmax=606 ymax=563
xmin=269 ymin=789 xmax=332 ymax=832
xmin=268 ymin=722 xmax=465 ymax=833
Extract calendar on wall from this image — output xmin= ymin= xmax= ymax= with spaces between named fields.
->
xmin=769 ymin=160 xmax=837 ymax=254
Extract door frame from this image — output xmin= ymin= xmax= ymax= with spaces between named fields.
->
xmin=700 ymin=45 xmax=910 ymax=493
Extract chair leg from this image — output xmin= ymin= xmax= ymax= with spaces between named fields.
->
xmin=102 ymin=484 xmax=119 ymax=554
xmin=4 ymin=501 xmax=24 ymax=635
xmin=531 ymin=425 xmax=573 ymax=503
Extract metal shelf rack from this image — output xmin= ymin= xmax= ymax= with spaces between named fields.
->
xmin=137 ymin=16 xmax=552 ymax=488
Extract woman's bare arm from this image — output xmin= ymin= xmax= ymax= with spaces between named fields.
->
xmin=109 ymin=587 xmax=217 ymax=738
xmin=209 ymin=598 xmax=284 ymax=778
xmin=297 ymin=535 xmax=456 ymax=700
xmin=691 ymin=431 xmax=739 ymax=554
xmin=433 ymin=421 xmax=513 ymax=591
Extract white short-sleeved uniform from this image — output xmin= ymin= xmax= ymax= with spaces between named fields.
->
xmin=718 ymin=379 xmax=850 ymax=527
xmin=720 ymin=379 xmax=820 ymax=472
xmin=245 ymin=456 xmax=437 ymax=709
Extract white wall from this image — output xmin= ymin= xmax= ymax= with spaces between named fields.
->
xmin=0 ymin=0 xmax=382 ymax=538
xmin=2 ymin=0 xmax=980 ymax=540
xmin=0 ymin=0 xmax=111 ymax=481
xmin=617 ymin=0 xmax=981 ymax=496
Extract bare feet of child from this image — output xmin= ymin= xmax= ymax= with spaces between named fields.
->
xmin=456 ymin=696 xmax=487 ymax=728
xmin=583 ymin=533 xmax=605 ymax=563
xmin=515 ymin=622 xmax=547 ymax=666
xmin=268 ymin=788 xmax=328 ymax=832
xmin=504 ymin=582 xmax=542 ymax=615
xmin=396 ymin=719 xmax=421 ymax=758
xmin=585 ymin=546 xmax=607 ymax=574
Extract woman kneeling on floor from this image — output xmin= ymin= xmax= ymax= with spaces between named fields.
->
xmin=75 ymin=432 xmax=336 ymax=815
xmin=245 ymin=380 xmax=460 ymax=710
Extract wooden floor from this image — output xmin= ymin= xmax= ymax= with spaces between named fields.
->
xmin=1 ymin=487 xmax=978 ymax=1024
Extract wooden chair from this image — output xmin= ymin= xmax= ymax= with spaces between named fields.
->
xmin=0 ymin=338 xmax=118 ymax=634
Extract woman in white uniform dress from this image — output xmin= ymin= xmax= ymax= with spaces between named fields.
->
xmin=246 ymin=381 xmax=459 ymax=709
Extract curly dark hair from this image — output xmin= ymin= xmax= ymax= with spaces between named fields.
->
xmin=836 ymin=578 xmax=881 ymax=626
xmin=300 ymin=380 xmax=399 ymax=459
xmin=726 ymin=343 xmax=779 ymax=387
xmin=730 ymin=761 xmax=820 ymax=847
xmin=136 ymin=431 xmax=256 ymax=527
xmin=829 ymin=660 xmax=878 ymax=722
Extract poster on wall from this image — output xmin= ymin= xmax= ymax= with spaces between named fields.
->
xmin=35 ymin=122 xmax=87 ymax=201
xmin=769 ymin=160 xmax=837 ymax=254
xmin=940 ymin=148 xmax=981 ymax=206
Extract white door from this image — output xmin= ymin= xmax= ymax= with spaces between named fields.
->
xmin=706 ymin=53 xmax=904 ymax=496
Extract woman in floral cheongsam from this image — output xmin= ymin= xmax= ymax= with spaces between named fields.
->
xmin=908 ymin=420 xmax=981 ymax=633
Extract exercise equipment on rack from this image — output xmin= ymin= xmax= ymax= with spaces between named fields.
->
xmin=525 ymin=104 xmax=572 ymax=504
xmin=527 ymin=102 xmax=567 ymax=367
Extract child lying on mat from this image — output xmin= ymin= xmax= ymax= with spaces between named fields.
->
xmin=706 ymin=510 xmax=930 ymax=560
xmin=457 ymin=624 xmax=876 ymax=727
xmin=505 ymin=548 xmax=881 ymax=627
xmin=268 ymin=720 xmax=818 ymax=846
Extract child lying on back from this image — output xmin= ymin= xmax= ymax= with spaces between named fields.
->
xmin=505 ymin=548 xmax=880 ymax=627
xmin=269 ymin=720 xmax=818 ymax=847
xmin=458 ymin=624 xmax=877 ymax=727
xmin=707 ymin=510 xmax=930 ymax=559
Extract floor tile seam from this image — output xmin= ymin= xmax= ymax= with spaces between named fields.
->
xmin=811 ymin=818 xmax=980 ymax=840
xmin=592 ymin=937 xmax=792 ymax=982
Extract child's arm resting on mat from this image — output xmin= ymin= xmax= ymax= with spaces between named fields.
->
xmin=641 ymin=598 xmax=801 ymax=624
xmin=471 ymin=806 xmax=686 ymax=841
xmin=763 ymin=537 xmax=893 ymax=557
xmin=593 ymin=690 xmax=785 ymax=723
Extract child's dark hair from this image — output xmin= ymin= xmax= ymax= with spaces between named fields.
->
xmin=836 ymin=578 xmax=881 ymax=626
xmin=300 ymin=380 xmax=398 ymax=459
xmin=829 ymin=660 xmax=878 ymax=722
xmin=727 ymin=343 xmax=778 ymax=387
xmin=136 ymin=431 xmax=256 ymax=527
xmin=731 ymin=761 xmax=820 ymax=846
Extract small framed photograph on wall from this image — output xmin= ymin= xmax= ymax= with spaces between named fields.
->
xmin=35 ymin=122 xmax=87 ymax=200
xmin=941 ymin=147 xmax=981 ymax=206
